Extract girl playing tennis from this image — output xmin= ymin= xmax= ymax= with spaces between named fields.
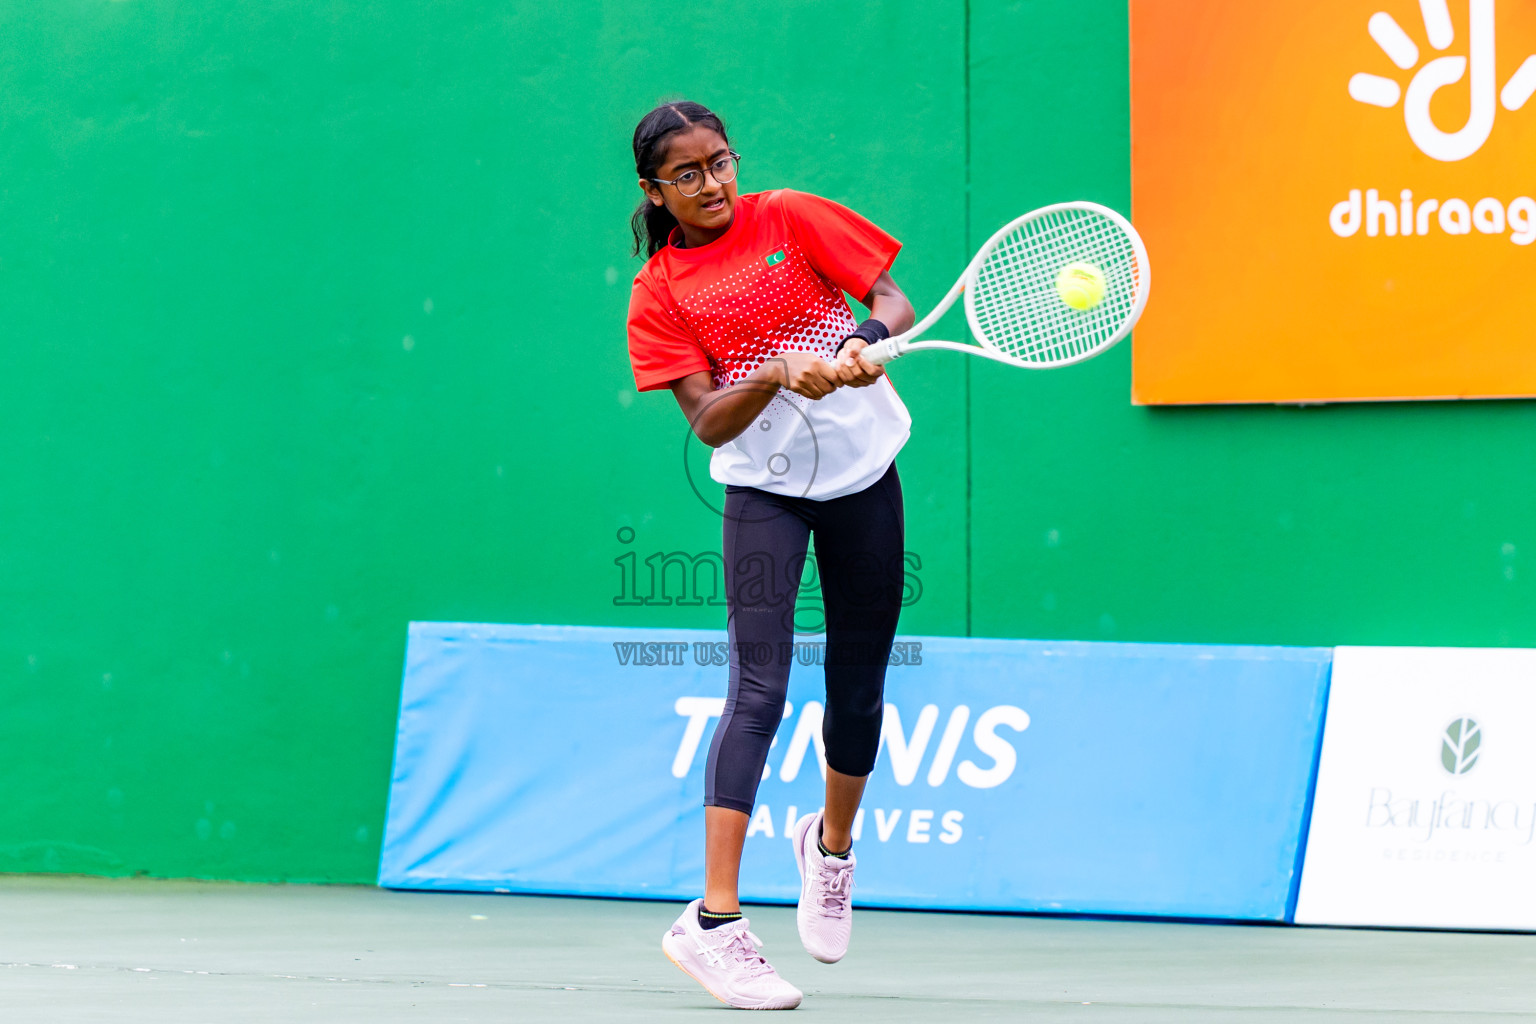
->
xmin=625 ymin=100 xmax=915 ymax=1010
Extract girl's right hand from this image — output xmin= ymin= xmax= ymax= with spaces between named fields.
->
xmin=771 ymin=350 xmax=841 ymax=400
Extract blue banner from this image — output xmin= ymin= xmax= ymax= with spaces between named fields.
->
xmin=381 ymin=623 xmax=1330 ymax=920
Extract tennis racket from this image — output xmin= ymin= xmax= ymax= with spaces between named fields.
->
xmin=860 ymin=201 xmax=1150 ymax=369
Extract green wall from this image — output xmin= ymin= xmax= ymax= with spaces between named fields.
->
xmin=2 ymin=0 xmax=1532 ymax=883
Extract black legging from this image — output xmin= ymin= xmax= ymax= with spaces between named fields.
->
xmin=703 ymin=463 xmax=905 ymax=814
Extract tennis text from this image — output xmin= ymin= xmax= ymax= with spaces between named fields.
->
xmin=670 ymin=697 xmax=1030 ymax=790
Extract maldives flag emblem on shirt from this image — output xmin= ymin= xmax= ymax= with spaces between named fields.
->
xmin=764 ymin=249 xmax=787 ymax=267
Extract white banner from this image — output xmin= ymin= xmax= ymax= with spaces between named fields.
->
xmin=1295 ymin=646 xmax=1536 ymax=931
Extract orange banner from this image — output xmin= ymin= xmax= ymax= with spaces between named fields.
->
xmin=1130 ymin=0 xmax=1536 ymax=404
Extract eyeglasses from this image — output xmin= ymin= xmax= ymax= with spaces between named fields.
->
xmin=649 ymin=152 xmax=740 ymax=198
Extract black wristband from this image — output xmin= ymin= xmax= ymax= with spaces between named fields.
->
xmin=836 ymin=318 xmax=890 ymax=356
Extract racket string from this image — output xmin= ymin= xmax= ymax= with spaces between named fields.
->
xmin=969 ymin=208 xmax=1143 ymax=365
xmin=1008 ymin=212 xmax=1136 ymax=357
xmin=980 ymin=216 xmax=1132 ymax=361
xmin=986 ymin=224 xmax=1134 ymax=361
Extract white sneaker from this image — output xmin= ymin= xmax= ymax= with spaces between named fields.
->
xmin=791 ymin=811 xmax=854 ymax=963
xmin=661 ymin=899 xmax=803 ymax=1010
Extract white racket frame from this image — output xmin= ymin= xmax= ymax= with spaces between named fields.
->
xmin=860 ymin=201 xmax=1151 ymax=369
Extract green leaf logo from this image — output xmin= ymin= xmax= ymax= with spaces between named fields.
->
xmin=1440 ymin=717 xmax=1481 ymax=775
xmin=764 ymin=249 xmax=787 ymax=267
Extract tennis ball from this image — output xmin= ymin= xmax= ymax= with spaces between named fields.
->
xmin=1055 ymin=262 xmax=1106 ymax=311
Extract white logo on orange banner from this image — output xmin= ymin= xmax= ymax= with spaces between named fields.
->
xmin=1348 ymin=0 xmax=1536 ymax=161
xmin=1295 ymin=646 xmax=1536 ymax=931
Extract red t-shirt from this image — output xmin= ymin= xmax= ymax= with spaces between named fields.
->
xmin=626 ymin=190 xmax=911 ymax=501
xmin=627 ymin=190 xmax=901 ymax=391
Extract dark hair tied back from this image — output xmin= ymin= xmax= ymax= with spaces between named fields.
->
xmin=630 ymin=101 xmax=730 ymax=258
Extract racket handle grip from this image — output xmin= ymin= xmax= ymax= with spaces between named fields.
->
xmin=860 ymin=337 xmax=902 ymax=366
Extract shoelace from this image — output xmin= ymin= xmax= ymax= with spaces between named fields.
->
xmin=815 ymin=860 xmax=854 ymax=916
xmin=698 ymin=924 xmax=773 ymax=978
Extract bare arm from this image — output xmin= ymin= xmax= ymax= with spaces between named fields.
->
xmin=833 ymin=270 xmax=915 ymax=387
xmin=861 ymin=270 xmax=916 ymax=337
xmin=669 ymin=350 xmax=843 ymax=448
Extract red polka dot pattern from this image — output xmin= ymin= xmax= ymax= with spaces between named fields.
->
xmin=667 ymin=238 xmax=857 ymax=393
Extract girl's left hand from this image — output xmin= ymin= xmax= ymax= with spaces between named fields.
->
xmin=832 ymin=339 xmax=885 ymax=388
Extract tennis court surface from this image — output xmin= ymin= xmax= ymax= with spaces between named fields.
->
xmin=5 ymin=875 xmax=1533 ymax=1021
